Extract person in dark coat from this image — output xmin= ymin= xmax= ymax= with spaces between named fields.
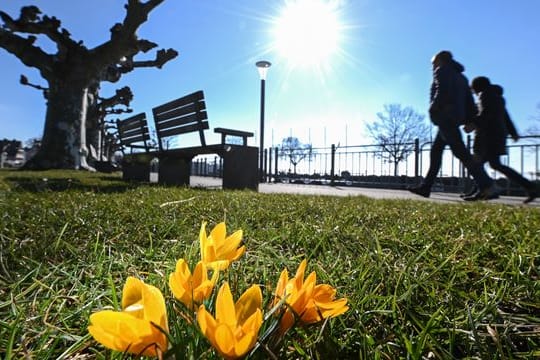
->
xmin=465 ymin=76 xmax=538 ymax=203
xmin=408 ymin=50 xmax=498 ymax=200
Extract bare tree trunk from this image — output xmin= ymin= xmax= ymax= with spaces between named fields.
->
xmin=78 ymin=87 xmax=95 ymax=171
xmin=24 ymin=83 xmax=86 ymax=169
xmin=85 ymin=87 xmax=101 ymax=162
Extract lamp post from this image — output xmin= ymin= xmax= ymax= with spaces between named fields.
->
xmin=256 ymin=60 xmax=271 ymax=182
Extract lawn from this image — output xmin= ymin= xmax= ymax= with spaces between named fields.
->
xmin=0 ymin=170 xmax=539 ymax=359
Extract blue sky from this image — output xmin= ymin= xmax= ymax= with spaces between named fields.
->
xmin=1 ymin=0 xmax=539 ymax=148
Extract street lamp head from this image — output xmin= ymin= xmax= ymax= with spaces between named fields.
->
xmin=256 ymin=60 xmax=272 ymax=80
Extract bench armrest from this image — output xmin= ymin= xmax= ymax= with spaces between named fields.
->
xmin=214 ymin=127 xmax=254 ymax=146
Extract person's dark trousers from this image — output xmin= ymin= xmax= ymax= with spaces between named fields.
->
xmin=486 ymin=156 xmax=536 ymax=190
xmin=422 ymin=120 xmax=493 ymax=190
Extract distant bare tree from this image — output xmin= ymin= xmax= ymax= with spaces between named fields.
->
xmin=366 ymin=103 xmax=429 ymax=176
xmin=278 ymin=136 xmax=313 ymax=174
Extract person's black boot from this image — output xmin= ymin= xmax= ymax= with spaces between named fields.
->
xmin=460 ymin=186 xmax=478 ymax=198
xmin=463 ymin=185 xmax=499 ymax=201
xmin=407 ymin=185 xmax=431 ymax=198
xmin=524 ymin=189 xmax=538 ymax=204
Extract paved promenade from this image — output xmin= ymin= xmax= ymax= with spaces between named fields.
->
xmin=190 ymin=176 xmax=539 ymax=207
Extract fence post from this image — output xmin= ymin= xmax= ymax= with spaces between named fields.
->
xmin=274 ymin=147 xmax=279 ymax=182
xmin=263 ymin=148 xmax=268 ymax=183
xmin=414 ymin=138 xmax=419 ymax=178
xmin=268 ymin=147 xmax=273 ymax=182
xmin=331 ymin=144 xmax=336 ymax=186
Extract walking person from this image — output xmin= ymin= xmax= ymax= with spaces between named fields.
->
xmin=464 ymin=76 xmax=538 ymax=203
xmin=408 ymin=50 xmax=498 ymax=200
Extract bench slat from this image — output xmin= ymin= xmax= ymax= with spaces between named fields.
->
xmin=155 ymin=112 xmax=208 ymax=132
xmin=120 ymin=120 xmax=147 ymax=133
xmin=152 ymin=90 xmax=205 ymax=114
xmin=116 ymin=112 xmax=151 ymax=153
xmin=117 ymin=113 xmax=147 ymax=128
xmin=214 ymin=127 xmax=254 ymax=137
xmin=153 ymin=102 xmax=207 ymax=123
xmin=158 ymin=144 xmax=225 ymax=157
xmin=159 ymin=121 xmax=210 ymax=139
xmin=120 ymin=143 xmax=149 ymax=149
xmin=120 ymin=133 xmax=151 ymax=145
xmin=120 ymin=124 xmax=150 ymax=136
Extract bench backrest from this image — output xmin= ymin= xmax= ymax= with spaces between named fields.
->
xmin=116 ymin=112 xmax=151 ymax=154
xmin=152 ymin=90 xmax=209 ymax=151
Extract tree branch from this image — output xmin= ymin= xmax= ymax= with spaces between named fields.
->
xmin=125 ymin=48 xmax=179 ymax=70
xmin=89 ymin=0 xmax=176 ymax=81
xmin=20 ymin=75 xmax=49 ymax=98
xmin=0 ymin=27 xmax=53 ymax=76
xmin=0 ymin=7 xmax=82 ymax=53
xmin=122 ymin=0 xmax=165 ymax=35
xmin=98 ymin=86 xmax=134 ymax=109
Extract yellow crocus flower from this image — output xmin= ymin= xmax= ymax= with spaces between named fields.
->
xmin=200 ymin=221 xmax=245 ymax=271
xmin=274 ymin=259 xmax=348 ymax=333
xmin=197 ymin=282 xmax=263 ymax=360
xmin=169 ymin=259 xmax=217 ymax=311
xmin=88 ymin=277 xmax=168 ymax=357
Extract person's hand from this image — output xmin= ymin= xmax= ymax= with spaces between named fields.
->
xmin=463 ymin=123 xmax=476 ymax=133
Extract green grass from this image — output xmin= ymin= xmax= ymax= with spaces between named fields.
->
xmin=0 ymin=169 xmax=539 ymax=359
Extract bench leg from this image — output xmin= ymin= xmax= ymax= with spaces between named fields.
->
xmin=222 ymin=146 xmax=258 ymax=190
xmin=158 ymin=157 xmax=191 ymax=186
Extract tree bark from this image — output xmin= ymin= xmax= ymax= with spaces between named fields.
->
xmin=24 ymin=82 xmax=86 ymax=169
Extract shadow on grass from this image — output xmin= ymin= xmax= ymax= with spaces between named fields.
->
xmin=3 ymin=176 xmax=224 ymax=194
xmin=4 ymin=176 xmax=144 ymax=193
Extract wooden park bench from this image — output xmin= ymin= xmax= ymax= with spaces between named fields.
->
xmin=116 ymin=112 xmax=155 ymax=181
xmin=152 ymin=90 xmax=258 ymax=190
xmin=116 ymin=91 xmax=258 ymax=190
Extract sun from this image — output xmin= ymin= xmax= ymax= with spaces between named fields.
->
xmin=272 ymin=0 xmax=343 ymax=69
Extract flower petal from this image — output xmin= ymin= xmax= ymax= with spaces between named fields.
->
xmin=231 ymin=245 xmax=246 ymax=262
xmin=122 ymin=277 xmax=144 ymax=309
xmin=169 ymin=260 xmax=192 ymax=306
xmin=197 ymin=304 xmax=217 ymax=338
xmin=200 ymin=222 xmax=208 ymax=260
xmin=240 ymin=309 xmax=263 ymax=334
xmin=210 ymin=222 xmax=227 ymax=243
xmin=235 ymin=285 xmax=262 ymax=325
xmin=218 ymin=229 xmax=243 ymax=255
xmin=142 ymin=282 xmax=168 ymax=330
xmin=215 ymin=282 xmax=236 ymax=326
xmin=214 ymin=324 xmax=235 ymax=358
xmin=274 ymin=268 xmax=289 ymax=299
xmin=192 ymin=261 xmax=207 ymax=285
xmin=293 ymin=259 xmax=308 ymax=287
xmin=234 ymin=327 xmax=259 ymax=358
xmin=315 ymin=298 xmax=349 ymax=318
xmin=89 ymin=311 xmax=156 ymax=355
xmin=207 ymin=259 xmax=231 ymax=271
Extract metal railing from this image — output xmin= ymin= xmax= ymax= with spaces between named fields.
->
xmin=192 ymin=134 xmax=540 ymax=194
